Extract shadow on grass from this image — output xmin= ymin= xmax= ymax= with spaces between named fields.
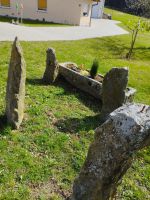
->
xmin=0 ymin=115 xmax=11 ymax=135
xmin=26 ymin=77 xmax=103 ymax=133
xmin=90 ymin=37 xmax=128 ymax=58
xmin=90 ymin=37 xmax=150 ymax=60
xmin=26 ymin=77 xmax=102 ymax=113
xmin=54 ymin=114 xmax=102 ymax=134
xmin=133 ymin=47 xmax=150 ymax=60
xmin=55 ymin=78 xmax=102 ymax=113
xmin=26 ymin=78 xmax=43 ymax=86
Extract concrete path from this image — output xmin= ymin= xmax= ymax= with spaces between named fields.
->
xmin=0 ymin=19 xmax=128 ymax=41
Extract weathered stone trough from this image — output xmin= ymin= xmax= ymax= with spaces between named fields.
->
xmin=59 ymin=62 xmax=103 ymax=99
xmin=59 ymin=62 xmax=136 ymax=103
xmin=42 ymin=48 xmax=137 ymax=119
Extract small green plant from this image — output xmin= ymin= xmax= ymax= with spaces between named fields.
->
xmin=90 ymin=59 xmax=99 ymax=79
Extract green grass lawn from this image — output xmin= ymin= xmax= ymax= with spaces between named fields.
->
xmin=105 ymin=8 xmax=150 ymax=31
xmin=0 ymin=16 xmax=69 ymax=27
xmin=105 ymin=8 xmax=140 ymax=29
xmin=0 ymin=9 xmax=150 ymax=200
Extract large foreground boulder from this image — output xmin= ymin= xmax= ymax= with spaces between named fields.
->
xmin=6 ymin=37 xmax=26 ymax=129
xmin=101 ymin=67 xmax=129 ymax=121
xmin=72 ymin=103 xmax=150 ymax=200
xmin=43 ymin=48 xmax=59 ymax=84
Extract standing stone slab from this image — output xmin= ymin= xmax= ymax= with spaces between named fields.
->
xmin=6 ymin=37 xmax=26 ymax=129
xmin=72 ymin=103 xmax=150 ymax=200
xmin=101 ymin=67 xmax=128 ymax=121
xmin=43 ymin=48 xmax=59 ymax=84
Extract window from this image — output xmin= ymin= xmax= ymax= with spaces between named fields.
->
xmin=0 ymin=0 xmax=10 ymax=7
xmin=38 ymin=0 xmax=47 ymax=11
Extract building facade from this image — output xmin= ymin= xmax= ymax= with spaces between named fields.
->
xmin=91 ymin=0 xmax=105 ymax=19
xmin=0 ymin=0 xmax=98 ymax=26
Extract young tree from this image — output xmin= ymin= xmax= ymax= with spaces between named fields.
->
xmin=125 ymin=0 xmax=150 ymax=59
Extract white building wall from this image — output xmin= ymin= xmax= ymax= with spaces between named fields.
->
xmin=80 ymin=0 xmax=92 ymax=26
xmin=0 ymin=0 xmax=93 ymax=26
xmin=91 ymin=0 xmax=105 ymax=19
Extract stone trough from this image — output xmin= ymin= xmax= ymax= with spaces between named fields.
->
xmin=59 ymin=62 xmax=103 ymax=99
xmin=59 ymin=62 xmax=136 ymax=103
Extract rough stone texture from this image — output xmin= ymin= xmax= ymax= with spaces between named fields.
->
xmin=101 ymin=67 xmax=129 ymax=121
xmin=59 ymin=64 xmax=136 ymax=103
xmin=59 ymin=62 xmax=103 ymax=99
xmin=125 ymin=87 xmax=136 ymax=103
xmin=6 ymin=37 xmax=26 ymax=129
xmin=103 ymin=13 xmax=112 ymax=20
xmin=43 ymin=48 xmax=59 ymax=84
xmin=72 ymin=103 xmax=150 ymax=200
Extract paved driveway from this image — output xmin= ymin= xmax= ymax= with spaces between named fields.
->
xmin=0 ymin=19 xmax=128 ymax=41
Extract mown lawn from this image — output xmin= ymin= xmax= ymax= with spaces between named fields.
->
xmin=0 ymin=9 xmax=150 ymax=200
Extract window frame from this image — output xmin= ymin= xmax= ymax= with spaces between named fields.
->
xmin=0 ymin=0 xmax=11 ymax=8
xmin=37 ymin=0 xmax=47 ymax=12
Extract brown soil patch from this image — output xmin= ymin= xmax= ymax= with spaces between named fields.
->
xmin=29 ymin=178 xmax=70 ymax=200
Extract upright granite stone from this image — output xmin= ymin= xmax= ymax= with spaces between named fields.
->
xmin=101 ymin=67 xmax=128 ymax=121
xmin=43 ymin=48 xmax=59 ymax=84
xmin=6 ymin=37 xmax=26 ymax=129
xmin=72 ymin=103 xmax=150 ymax=200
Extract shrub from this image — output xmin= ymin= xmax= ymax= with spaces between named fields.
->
xmin=90 ymin=59 xmax=99 ymax=79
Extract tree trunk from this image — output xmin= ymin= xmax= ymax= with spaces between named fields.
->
xmin=126 ymin=28 xmax=139 ymax=59
xmin=126 ymin=19 xmax=141 ymax=60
